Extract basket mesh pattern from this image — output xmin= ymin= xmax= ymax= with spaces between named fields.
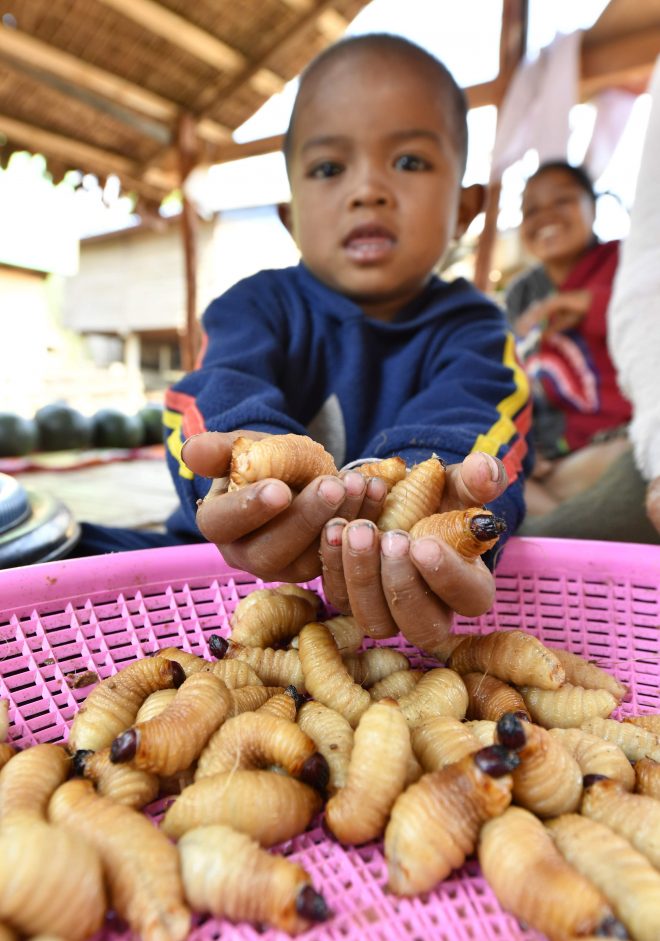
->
xmin=1 ymin=537 xmax=659 ymax=941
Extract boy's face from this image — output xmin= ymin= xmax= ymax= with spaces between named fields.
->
xmin=520 ymin=169 xmax=595 ymax=269
xmin=285 ymin=50 xmax=467 ymax=321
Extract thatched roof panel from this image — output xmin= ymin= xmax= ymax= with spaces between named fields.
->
xmin=0 ymin=1 xmax=658 ymax=204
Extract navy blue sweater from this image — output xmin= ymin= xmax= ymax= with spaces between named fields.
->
xmin=165 ymin=263 xmax=531 ymax=550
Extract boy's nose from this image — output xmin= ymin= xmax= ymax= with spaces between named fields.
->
xmin=349 ymin=168 xmax=392 ymax=208
xmin=351 ymin=192 xmax=388 ymax=208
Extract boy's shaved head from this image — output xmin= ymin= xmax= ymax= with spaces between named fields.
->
xmin=283 ymin=33 xmax=468 ymax=176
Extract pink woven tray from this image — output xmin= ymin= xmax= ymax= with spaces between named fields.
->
xmin=1 ymin=535 xmax=659 ymax=941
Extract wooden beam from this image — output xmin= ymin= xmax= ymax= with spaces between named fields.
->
xmin=474 ymin=0 xmax=528 ymax=291
xmin=177 ymin=112 xmax=202 ymax=372
xmin=278 ymin=0 xmax=314 ymax=10
xmin=0 ymin=24 xmax=232 ymax=145
xmin=0 ymin=24 xmax=175 ymax=123
xmin=195 ymin=0 xmax=346 ymax=114
xmin=581 ymin=28 xmax=660 ymax=99
xmin=250 ymin=68 xmax=286 ymax=99
xmin=0 ymin=112 xmax=167 ymax=200
xmin=316 ymin=9 xmax=349 ymax=43
xmin=96 ymin=0 xmax=246 ymax=73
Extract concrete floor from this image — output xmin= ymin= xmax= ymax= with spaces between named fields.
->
xmin=15 ymin=457 xmax=179 ymax=530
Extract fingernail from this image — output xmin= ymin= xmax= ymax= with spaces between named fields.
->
xmin=259 ymin=481 xmax=290 ymax=509
xmin=381 ymin=530 xmax=410 ymax=559
xmin=325 ymin=519 xmax=345 ymax=547
xmin=180 ymin=433 xmax=202 ymax=466
xmin=319 ymin=478 xmax=345 ymax=506
xmin=343 ymin=471 xmax=366 ymax=497
xmin=411 ymin=537 xmax=442 ymax=567
xmin=347 ymin=521 xmax=375 ymax=551
xmin=366 ymin=477 xmax=387 ymax=501
xmin=478 ymin=452 xmax=502 ymax=482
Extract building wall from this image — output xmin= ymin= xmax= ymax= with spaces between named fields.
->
xmin=60 ymin=205 xmax=300 ymax=336
xmin=60 ymin=218 xmax=215 ymax=334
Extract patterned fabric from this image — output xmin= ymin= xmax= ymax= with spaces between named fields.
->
xmin=506 ymin=241 xmax=631 ymax=458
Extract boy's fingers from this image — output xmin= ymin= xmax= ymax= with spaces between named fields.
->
xmin=181 ymin=429 xmax=265 ymax=478
xmin=379 ymin=530 xmax=453 ymax=651
xmin=319 ymin=519 xmax=352 ymax=614
xmin=358 ymin=475 xmax=389 ymax=522
xmin=334 ymin=471 xmax=368 ymax=522
xmin=342 ymin=521 xmax=398 ymax=639
xmin=212 ymin=475 xmax=348 ymax=578
xmin=196 ymin=479 xmax=292 ymax=543
xmin=408 ymin=537 xmax=495 ymax=617
xmin=444 ymin=451 xmax=508 ymax=508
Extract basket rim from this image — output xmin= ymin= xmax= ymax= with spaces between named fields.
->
xmin=1 ymin=536 xmax=659 ymax=612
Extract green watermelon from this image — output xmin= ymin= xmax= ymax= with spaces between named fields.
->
xmin=35 ymin=404 xmax=93 ymax=451
xmin=92 ymin=409 xmax=145 ymax=449
xmin=0 ymin=413 xmax=39 ymax=457
xmin=138 ymin=404 xmax=165 ymax=445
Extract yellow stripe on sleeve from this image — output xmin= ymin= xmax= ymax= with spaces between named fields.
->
xmin=163 ymin=408 xmax=194 ymax=479
xmin=471 ymin=332 xmax=530 ymax=456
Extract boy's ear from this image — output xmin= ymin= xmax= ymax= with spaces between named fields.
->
xmin=454 ymin=184 xmax=486 ymax=239
xmin=277 ymin=202 xmax=292 ymax=233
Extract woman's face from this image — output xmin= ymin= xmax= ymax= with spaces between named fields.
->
xmin=520 ymin=168 xmax=595 ymax=269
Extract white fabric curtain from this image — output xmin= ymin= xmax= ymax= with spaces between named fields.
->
xmin=608 ymin=55 xmax=660 ymax=481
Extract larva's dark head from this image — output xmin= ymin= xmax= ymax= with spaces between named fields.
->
xmin=469 ymin=513 xmax=507 ymax=542
xmin=208 ymin=634 xmax=229 ymax=659
xmin=583 ymin=773 xmax=611 ymax=789
xmin=296 ymin=885 xmax=331 ymax=923
xmin=284 ymin=684 xmax=305 ymax=711
xmin=71 ymin=749 xmax=94 ymax=776
xmin=596 ymin=913 xmax=630 ymax=938
xmin=110 ymin=728 xmax=139 ymax=763
xmin=170 ymin=660 xmax=186 ymax=688
xmin=496 ymin=711 xmax=527 ymax=751
xmin=473 ymin=744 xmax=520 ymax=777
xmin=299 ymin=752 xmax=330 ymax=792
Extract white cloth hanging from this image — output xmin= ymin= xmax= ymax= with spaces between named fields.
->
xmin=490 ymin=31 xmax=581 ymax=180
xmin=584 ymin=87 xmax=638 ymax=180
xmin=608 ymin=55 xmax=660 ymax=481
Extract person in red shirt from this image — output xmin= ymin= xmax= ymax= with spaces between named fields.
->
xmin=505 ymin=160 xmax=632 ymax=518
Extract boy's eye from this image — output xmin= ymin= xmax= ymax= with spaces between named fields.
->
xmin=309 ymin=161 xmax=343 ymax=179
xmin=394 ymin=154 xmax=430 ymax=172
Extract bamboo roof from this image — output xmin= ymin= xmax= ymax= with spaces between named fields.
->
xmin=0 ymin=0 xmax=659 ymax=218
xmin=0 ymin=0 xmax=371 ymax=211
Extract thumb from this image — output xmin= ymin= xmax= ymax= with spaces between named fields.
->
xmin=180 ymin=430 xmax=248 ymax=478
xmin=447 ymin=451 xmax=508 ymax=508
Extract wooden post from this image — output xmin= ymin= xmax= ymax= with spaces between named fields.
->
xmin=474 ymin=0 xmax=528 ymax=291
xmin=177 ymin=111 xmax=201 ymax=372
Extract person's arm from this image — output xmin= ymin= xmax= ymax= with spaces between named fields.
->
xmin=318 ymin=309 xmax=532 ymax=652
xmin=358 ymin=312 xmax=532 ymax=541
xmin=608 ymin=55 xmax=660 ymax=533
xmin=167 ymin=274 xmax=391 ymax=582
xmin=164 ymin=278 xmax=309 ymax=530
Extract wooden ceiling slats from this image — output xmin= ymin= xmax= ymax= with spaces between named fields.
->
xmin=95 ymin=0 xmax=248 ymax=74
xmin=0 ymin=0 xmax=657 ymax=204
xmin=0 ymin=26 xmax=178 ymax=122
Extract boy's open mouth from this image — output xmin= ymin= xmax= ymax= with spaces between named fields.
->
xmin=343 ymin=225 xmax=396 ymax=262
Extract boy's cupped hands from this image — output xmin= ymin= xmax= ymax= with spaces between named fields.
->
xmin=183 ymin=432 xmax=508 ymax=654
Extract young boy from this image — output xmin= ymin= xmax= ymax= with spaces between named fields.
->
xmin=163 ymin=34 xmax=532 ymax=651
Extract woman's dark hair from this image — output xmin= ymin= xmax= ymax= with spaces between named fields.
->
xmin=526 ymin=160 xmax=596 ymax=203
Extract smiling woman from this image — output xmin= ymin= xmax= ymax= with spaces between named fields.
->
xmin=503 ymin=159 xmax=632 ymax=524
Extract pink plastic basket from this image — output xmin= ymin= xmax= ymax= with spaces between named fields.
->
xmin=1 ymin=535 xmax=659 ymax=941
